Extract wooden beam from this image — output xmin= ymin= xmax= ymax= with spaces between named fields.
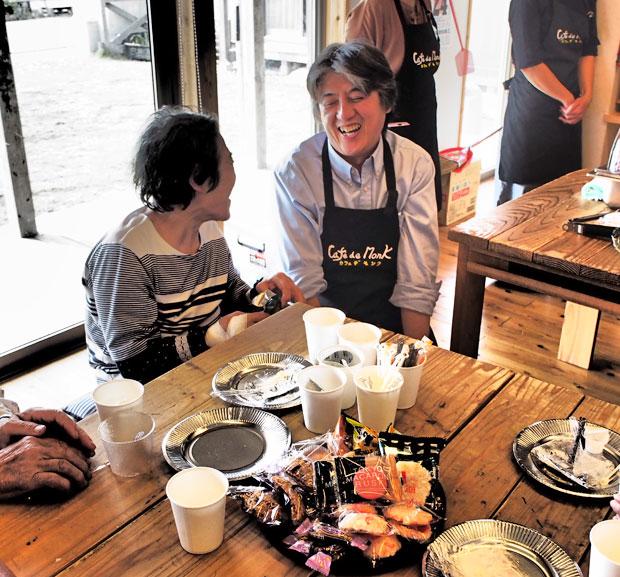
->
xmin=239 ymin=0 xmax=266 ymax=168
xmin=324 ymin=0 xmax=348 ymax=47
xmin=195 ymin=0 xmax=218 ymax=114
xmin=0 ymin=1 xmax=36 ymax=238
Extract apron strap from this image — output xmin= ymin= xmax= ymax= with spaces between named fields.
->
xmin=322 ymin=135 xmax=398 ymax=212
xmin=321 ymin=137 xmax=336 ymax=209
xmin=382 ymin=135 xmax=398 ymax=212
xmin=392 ymin=0 xmax=407 ymax=28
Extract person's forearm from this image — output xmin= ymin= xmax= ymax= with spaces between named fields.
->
xmin=401 ymin=308 xmax=431 ymax=340
xmin=306 ymin=296 xmax=321 ymax=307
xmin=521 ymin=62 xmax=575 ymax=106
xmin=578 ymin=55 xmax=595 ymax=100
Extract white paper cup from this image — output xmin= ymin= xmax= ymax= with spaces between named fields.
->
xmin=589 ymin=519 xmax=620 ymax=577
xmin=337 ymin=322 xmax=382 ymax=366
xmin=297 ymin=365 xmax=346 ymax=433
xmin=92 ymin=378 xmax=144 ymax=421
xmin=99 ymin=412 xmax=155 ymax=477
xmin=316 ymin=344 xmax=364 ymax=409
xmin=166 ymin=467 xmax=229 ymax=555
xmin=397 ymin=358 xmax=426 ymax=409
xmin=354 ymin=365 xmax=403 ymax=431
xmin=303 ymin=307 xmax=346 ymax=363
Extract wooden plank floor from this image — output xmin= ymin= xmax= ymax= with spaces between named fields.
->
xmin=432 ymin=225 xmax=620 ymax=406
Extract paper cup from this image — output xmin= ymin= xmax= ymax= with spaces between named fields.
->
xmin=166 ymin=467 xmax=229 ymax=555
xmin=589 ymin=519 xmax=620 ymax=577
xmin=316 ymin=344 xmax=363 ymax=409
xmin=354 ymin=366 xmax=403 ymax=431
xmin=337 ymin=322 xmax=382 ymax=366
xmin=297 ymin=365 xmax=346 ymax=433
xmin=303 ymin=307 xmax=346 ymax=363
xmin=99 ymin=412 xmax=155 ymax=477
xmin=397 ymin=358 xmax=425 ymax=409
xmin=93 ymin=378 xmax=144 ymax=421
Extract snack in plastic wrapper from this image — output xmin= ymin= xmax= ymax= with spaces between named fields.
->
xmin=363 ymin=534 xmax=402 ymax=562
xmin=229 ymin=486 xmax=284 ymax=525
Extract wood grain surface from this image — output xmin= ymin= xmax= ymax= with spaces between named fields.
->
xmin=3 ymin=303 xmax=617 ymax=577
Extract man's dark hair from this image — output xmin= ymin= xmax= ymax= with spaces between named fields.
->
xmin=307 ymin=42 xmax=397 ymax=119
xmin=133 ymin=106 xmax=220 ymax=212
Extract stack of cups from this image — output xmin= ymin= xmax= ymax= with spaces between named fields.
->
xmin=316 ymin=344 xmax=363 ymax=409
xmin=337 ymin=322 xmax=382 ymax=366
xmin=166 ymin=467 xmax=229 ymax=554
xmin=353 ymin=366 xmax=403 ymax=431
xmin=297 ymin=365 xmax=346 ymax=434
xmin=303 ymin=307 xmax=346 ymax=363
xmin=93 ymin=378 xmax=155 ymax=477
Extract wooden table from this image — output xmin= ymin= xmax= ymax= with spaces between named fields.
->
xmin=2 ymin=304 xmax=618 ymax=577
xmin=448 ymin=170 xmax=620 ymax=368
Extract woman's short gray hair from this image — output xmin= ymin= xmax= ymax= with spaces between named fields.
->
xmin=306 ymin=42 xmax=397 ymax=118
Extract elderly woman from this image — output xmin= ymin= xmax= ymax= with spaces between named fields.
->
xmin=274 ymin=42 xmax=440 ymax=338
xmin=84 ymin=107 xmax=303 ymax=386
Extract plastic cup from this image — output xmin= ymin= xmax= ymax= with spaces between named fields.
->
xmin=303 ymin=307 xmax=346 ymax=363
xmin=316 ymin=344 xmax=364 ymax=410
xmin=585 ymin=428 xmax=610 ymax=455
xmin=297 ymin=365 xmax=346 ymax=433
xmin=354 ymin=365 xmax=403 ymax=431
xmin=397 ymin=358 xmax=426 ymax=409
xmin=166 ymin=467 xmax=229 ymax=555
xmin=589 ymin=519 xmax=620 ymax=577
xmin=92 ymin=378 xmax=144 ymax=421
xmin=337 ymin=322 xmax=382 ymax=366
xmin=99 ymin=412 xmax=155 ymax=477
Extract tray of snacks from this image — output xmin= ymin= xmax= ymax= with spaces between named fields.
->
xmin=513 ymin=417 xmax=620 ymax=498
xmin=230 ymin=414 xmax=447 ymax=576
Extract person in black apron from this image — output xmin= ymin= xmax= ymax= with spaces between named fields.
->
xmin=390 ymin=0 xmax=442 ymax=211
xmin=497 ymin=0 xmax=598 ymax=205
xmin=319 ymin=134 xmax=403 ymax=333
xmin=346 ymin=0 xmax=442 ymax=210
xmin=275 ymin=42 xmax=440 ymax=340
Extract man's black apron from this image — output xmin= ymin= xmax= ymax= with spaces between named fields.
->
xmin=499 ymin=0 xmax=591 ymax=185
xmin=318 ymin=136 xmax=403 ymax=333
xmin=389 ymin=0 xmax=442 ymax=210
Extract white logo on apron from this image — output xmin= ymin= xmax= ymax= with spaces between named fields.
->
xmin=327 ymin=244 xmax=393 ymax=267
xmin=556 ymin=29 xmax=582 ymax=44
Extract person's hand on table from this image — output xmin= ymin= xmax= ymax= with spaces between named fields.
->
xmin=219 ymin=311 xmax=269 ymax=331
xmin=15 ymin=408 xmax=96 ymax=456
xmin=256 ymin=273 xmax=305 ymax=305
xmin=611 ymin=493 xmax=620 ymax=520
xmin=0 ymin=436 xmax=92 ymax=499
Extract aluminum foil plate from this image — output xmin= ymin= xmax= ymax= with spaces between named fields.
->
xmin=212 ymin=352 xmax=311 ymax=410
xmin=513 ymin=419 xmax=620 ymax=498
xmin=423 ymin=519 xmax=582 ymax=577
xmin=162 ymin=406 xmax=291 ymax=481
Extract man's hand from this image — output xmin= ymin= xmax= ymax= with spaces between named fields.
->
xmin=0 ymin=436 xmax=92 ymax=499
xmin=256 ymin=273 xmax=305 ymax=306
xmin=17 ymin=408 xmax=96 ymax=457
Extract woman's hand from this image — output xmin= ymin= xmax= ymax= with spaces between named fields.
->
xmin=611 ymin=493 xmax=620 ymax=520
xmin=256 ymin=273 xmax=305 ymax=305
xmin=560 ymin=95 xmax=591 ymax=125
xmin=219 ymin=311 xmax=269 ymax=331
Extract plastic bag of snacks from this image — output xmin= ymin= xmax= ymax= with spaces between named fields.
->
xmin=230 ymin=413 xmax=447 ymax=575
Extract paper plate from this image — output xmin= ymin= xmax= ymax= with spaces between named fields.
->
xmin=212 ymin=352 xmax=311 ymax=410
xmin=162 ymin=406 xmax=291 ymax=481
xmin=424 ymin=519 xmax=581 ymax=577
xmin=513 ymin=419 xmax=620 ymax=498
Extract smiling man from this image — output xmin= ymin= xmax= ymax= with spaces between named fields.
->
xmin=274 ymin=42 xmax=440 ymax=339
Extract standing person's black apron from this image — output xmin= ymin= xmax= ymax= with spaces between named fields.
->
xmin=499 ymin=0 xmax=591 ymax=186
xmin=318 ymin=136 xmax=403 ymax=333
xmin=389 ymin=0 xmax=442 ymax=210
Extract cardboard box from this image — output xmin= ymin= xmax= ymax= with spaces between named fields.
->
xmin=438 ymin=158 xmax=481 ymax=226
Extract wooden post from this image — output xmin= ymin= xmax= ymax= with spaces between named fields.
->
xmin=177 ymin=0 xmax=199 ymax=110
xmin=238 ymin=0 xmax=266 ymax=168
xmin=324 ymin=0 xmax=348 ymax=46
xmin=195 ymin=0 xmax=218 ymax=114
xmin=0 ymin=1 xmax=37 ymax=238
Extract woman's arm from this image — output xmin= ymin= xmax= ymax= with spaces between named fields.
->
xmin=560 ymin=55 xmax=595 ymax=124
xmin=520 ymin=62 xmax=575 ymax=107
xmin=401 ymin=308 xmax=431 ymax=340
